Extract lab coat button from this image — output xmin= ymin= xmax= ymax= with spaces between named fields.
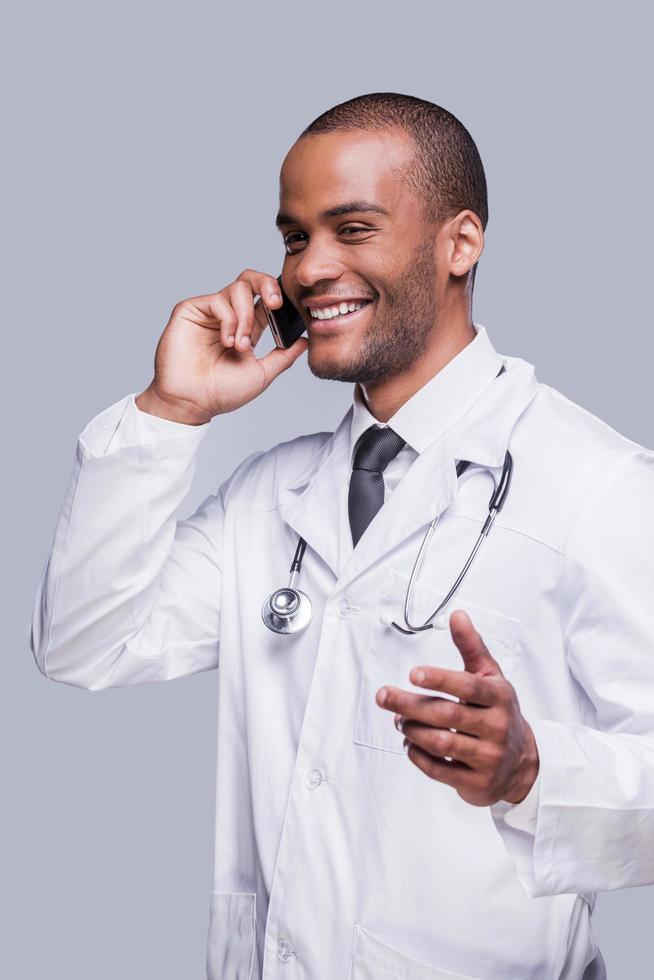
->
xmin=305 ymin=768 xmax=324 ymax=789
xmin=338 ymin=598 xmax=352 ymax=617
xmin=277 ymin=938 xmax=296 ymax=962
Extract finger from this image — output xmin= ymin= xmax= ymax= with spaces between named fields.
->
xmin=400 ymin=721 xmax=486 ymax=769
xmin=449 ymin=610 xmax=503 ymax=677
xmin=255 ymin=335 xmax=309 ymax=388
xmin=233 ymin=269 xmax=283 ymax=350
xmin=379 ymin=668 xmax=498 ymax=707
xmin=204 ymin=293 xmax=238 ymax=349
xmin=239 ymin=270 xmax=283 ymax=313
xmin=385 ymin=692 xmax=490 ymax=737
xmin=405 ymin=741 xmax=477 ymax=791
xmin=228 ymin=280 xmax=259 ymax=353
xmin=252 ymin=278 xmax=285 ymax=348
xmin=176 ymin=292 xmax=237 ymax=341
xmin=236 ymin=268 xmax=282 ymax=306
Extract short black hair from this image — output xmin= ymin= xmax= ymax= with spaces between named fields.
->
xmin=298 ymin=92 xmax=488 ymax=285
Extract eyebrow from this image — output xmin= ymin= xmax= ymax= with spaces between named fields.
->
xmin=275 ymin=200 xmax=390 ymax=228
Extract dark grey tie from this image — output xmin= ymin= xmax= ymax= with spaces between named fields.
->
xmin=348 ymin=425 xmax=406 ymax=547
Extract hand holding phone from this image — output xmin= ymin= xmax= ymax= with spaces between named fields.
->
xmin=136 ymin=269 xmax=308 ymax=424
xmin=260 ymin=275 xmax=307 ymax=349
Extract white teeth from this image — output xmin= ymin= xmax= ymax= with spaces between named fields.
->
xmin=309 ymin=301 xmax=369 ymax=320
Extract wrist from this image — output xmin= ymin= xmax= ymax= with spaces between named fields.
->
xmin=135 ymin=388 xmax=212 ymax=426
xmin=503 ymin=721 xmax=540 ymax=804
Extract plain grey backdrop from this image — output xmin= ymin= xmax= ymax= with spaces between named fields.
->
xmin=4 ymin=1 xmax=652 ymax=976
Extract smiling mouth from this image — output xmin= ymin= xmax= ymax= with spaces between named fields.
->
xmin=307 ymin=299 xmax=374 ymax=326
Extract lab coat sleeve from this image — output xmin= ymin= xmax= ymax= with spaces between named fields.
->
xmin=30 ymin=393 xmax=232 ymax=691
xmin=491 ymin=447 xmax=654 ymax=897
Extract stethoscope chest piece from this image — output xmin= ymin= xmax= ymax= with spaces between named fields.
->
xmin=261 ymin=587 xmax=313 ymax=634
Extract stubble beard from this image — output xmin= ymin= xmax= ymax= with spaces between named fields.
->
xmin=306 ymin=237 xmax=438 ymax=385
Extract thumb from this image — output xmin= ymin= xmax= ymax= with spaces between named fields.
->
xmin=449 ymin=609 xmax=503 ymax=677
xmin=258 ymin=335 xmax=309 ymax=387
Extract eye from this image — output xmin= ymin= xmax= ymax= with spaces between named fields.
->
xmin=283 ymin=232 xmax=307 ymax=254
xmin=282 ymin=225 xmax=373 ymax=255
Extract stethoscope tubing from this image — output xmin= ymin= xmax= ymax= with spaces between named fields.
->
xmin=261 ymin=450 xmax=513 ymax=636
xmin=391 ymin=450 xmax=512 ymax=634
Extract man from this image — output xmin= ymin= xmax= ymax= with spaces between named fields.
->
xmin=30 ymin=93 xmax=654 ymax=979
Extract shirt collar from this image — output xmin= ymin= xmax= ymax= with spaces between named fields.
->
xmin=349 ymin=323 xmax=504 ymax=464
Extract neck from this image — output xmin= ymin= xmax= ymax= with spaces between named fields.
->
xmin=359 ymin=316 xmax=477 ymax=422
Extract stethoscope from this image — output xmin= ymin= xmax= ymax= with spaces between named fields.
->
xmin=261 ymin=450 xmax=513 ymax=636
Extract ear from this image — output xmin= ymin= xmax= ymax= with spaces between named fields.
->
xmin=444 ymin=209 xmax=484 ymax=279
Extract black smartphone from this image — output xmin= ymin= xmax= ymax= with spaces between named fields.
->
xmin=261 ymin=275 xmax=306 ymax=349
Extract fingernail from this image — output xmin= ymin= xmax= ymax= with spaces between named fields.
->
xmin=403 ymin=737 xmax=410 ymax=753
xmin=377 ymin=688 xmax=388 ymax=706
xmin=270 ymin=292 xmax=281 ymax=303
xmin=394 ymin=715 xmax=403 ymax=732
xmin=412 ymin=669 xmax=426 ymax=683
xmin=227 ymin=335 xmax=234 ymax=345
xmin=241 ymin=336 xmax=250 ymax=347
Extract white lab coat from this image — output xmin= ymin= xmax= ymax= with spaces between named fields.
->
xmin=30 ymin=332 xmax=654 ymax=980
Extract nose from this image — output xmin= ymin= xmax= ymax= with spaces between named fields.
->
xmin=292 ymin=239 xmax=346 ymax=290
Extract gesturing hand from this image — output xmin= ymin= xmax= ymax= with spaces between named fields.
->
xmin=376 ymin=610 xmax=539 ymax=806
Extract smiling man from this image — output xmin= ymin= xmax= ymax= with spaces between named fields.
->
xmin=30 ymin=93 xmax=654 ymax=979
xmin=277 ymin=123 xmax=483 ymax=410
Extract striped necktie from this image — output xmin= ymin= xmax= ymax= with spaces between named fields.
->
xmin=348 ymin=425 xmax=407 ymax=547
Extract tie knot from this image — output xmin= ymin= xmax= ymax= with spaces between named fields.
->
xmin=352 ymin=425 xmax=406 ymax=474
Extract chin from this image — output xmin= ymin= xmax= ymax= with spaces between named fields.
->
xmin=306 ymin=345 xmax=354 ymax=382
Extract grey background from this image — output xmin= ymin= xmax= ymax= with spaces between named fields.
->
xmin=3 ymin=1 xmax=652 ymax=976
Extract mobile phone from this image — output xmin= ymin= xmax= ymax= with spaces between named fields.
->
xmin=261 ymin=275 xmax=306 ymax=349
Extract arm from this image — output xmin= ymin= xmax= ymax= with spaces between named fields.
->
xmin=491 ymin=448 xmax=654 ymax=897
xmin=29 ymin=272 xmax=308 ymax=691
xmin=29 ymin=392 xmax=226 ymax=691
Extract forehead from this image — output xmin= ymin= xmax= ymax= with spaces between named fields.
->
xmin=279 ymin=129 xmax=417 ymax=219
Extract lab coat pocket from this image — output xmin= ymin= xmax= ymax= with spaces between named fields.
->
xmin=354 ymin=569 xmax=520 ymax=754
xmin=350 ymin=924 xmax=482 ymax=979
xmin=206 ymin=891 xmax=256 ymax=980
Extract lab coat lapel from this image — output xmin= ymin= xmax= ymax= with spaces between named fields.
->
xmin=335 ymin=432 xmax=459 ymax=593
xmin=277 ymin=358 xmax=539 ymax=590
xmin=336 ymin=358 xmax=539 ymax=593
xmin=277 ymin=407 xmax=353 ymax=578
